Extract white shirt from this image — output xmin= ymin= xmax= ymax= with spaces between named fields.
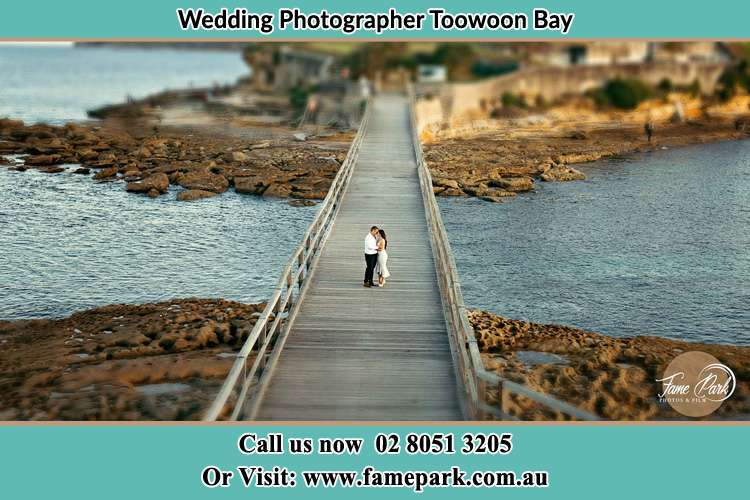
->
xmin=364 ymin=233 xmax=378 ymax=254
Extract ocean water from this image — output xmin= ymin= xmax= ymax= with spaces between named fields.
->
xmin=439 ymin=140 xmax=750 ymax=345
xmin=0 ymin=44 xmax=249 ymax=124
xmin=0 ymin=166 xmax=316 ymax=320
xmin=0 ymin=45 xmax=318 ymax=320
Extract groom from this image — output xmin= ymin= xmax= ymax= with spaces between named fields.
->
xmin=363 ymin=225 xmax=379 ymax=288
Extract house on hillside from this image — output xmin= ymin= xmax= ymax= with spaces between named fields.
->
xmin=502 ymin=42 xmax=733 ymax=68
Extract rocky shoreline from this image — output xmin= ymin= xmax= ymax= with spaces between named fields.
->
xmin=1 ymin=300 xmax=747 ymax=421
xmin=0 ymin=118 xmax=353 ymax=205
xmin=423 ymin=110 xmax=750 ymax=203
xmin=0 ymin=299 xmax=265 ymax=420
xmin=471 ymin=310 xmax=750 ymax=420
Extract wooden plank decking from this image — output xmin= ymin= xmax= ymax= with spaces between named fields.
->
xmin=252 ymin=94 xmax=463 ymax=420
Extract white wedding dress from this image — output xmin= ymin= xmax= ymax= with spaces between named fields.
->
xmin=376 ymin=242 xmax=390 ymax=279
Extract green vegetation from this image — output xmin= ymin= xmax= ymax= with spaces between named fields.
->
xmin=501 ymin=92 xmax=527 ymax=109
xmin=471 ymin=60 xmax=519 ymax=78
xmin=430 ymin=44 xmax=476 ymax=81
xmin=344 ymin=42 xmax=410 ymax=79
xmin=687 ymin=79 xmax=701 ymax=97
xmin=289 ymin=84 xmax=318 ymax=115
xmin=657 ymin=78 xmax=673 ymax=93
xmin=587 ymin=78 xmax=653 ymax=110
xmin=715 ymin=61 xmax=750 ymax=101
xmin=341 ymin=42 xmax=519 ymax=82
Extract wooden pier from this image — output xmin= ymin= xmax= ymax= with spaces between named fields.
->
xmin=204 ymin=93 xmax=598 ymax=422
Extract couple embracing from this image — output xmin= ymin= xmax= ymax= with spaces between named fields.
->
xmin=364 ymin=226 xmax=390 ymax=288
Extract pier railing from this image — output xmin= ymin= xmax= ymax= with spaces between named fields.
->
xmin=407 ymin=87 xmax=598 ymax=421
xmin=203 ymin=100 xmax=371 ymax=421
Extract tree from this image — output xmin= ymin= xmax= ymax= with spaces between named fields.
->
xmin=602 ymin=79 xmax=653 ymax=110
xmin=432 ymin=43 xmax=477 ymax=81
xmin=345 ymin=43 xmax=408 ymax=79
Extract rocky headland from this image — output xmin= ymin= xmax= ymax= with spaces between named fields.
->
xmin=0 ymin=118 xmax=353 ymax=204
xmin=470 ymin=310 xmax=750 ymax=420
xmin=423 ymin=96 xmax=750 ymax=202
xmin=2 ymin=301 xmax=747 ymax=421
xmin=0 ymin=299 xmax=266 ymax=420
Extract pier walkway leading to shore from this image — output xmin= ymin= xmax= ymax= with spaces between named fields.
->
xmin=205 ymin=93 xmax=598 ymax=422
xmin=250 ymin=95 xmax=461 ymax=419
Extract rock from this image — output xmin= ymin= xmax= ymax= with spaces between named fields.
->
xmin=134 ymin=147 xmax=152 ymax=159
xmin=234 ymin=176 xmax=270 ymax=195
xmin=26 ymin=137 xmax=67 ymax=154
xmin=147 ymin=189 xmax=160 ymax=198
xmin=488 ymin=176 xmax=534 ymax=192
xmin=479 ymin=196 xmax=504 ymax=203
xmin=293 ymin=190 xmax=327 ymax=200
xmin=540 ymin=165 xmax=586 ymax=182
xmin=250 ymin=141 xmax=272 ymax=150
xmin=263 ymin=183 xmax=293 ymax=198
xmin=88 ymin=152 xmax=117 ymax=168
xmin=25 ymin=154 xmax=61 ymax=166
xmin=293 ymin=133 xmax=307 ymax=142
xmin=0 ymin=118 xmax=24 ymax=131
xmin=177 ymin=189 xmax=219 ymax=202
xmin=126 ymin=173 xmax=169 ymax=194
xmin=176 ymin=170 xmax=229 ymax=193
xmin=40 ymin=166 xmax=65 ymax=174
xmin=122 ymin=168 xmax=142 ymax=181
xmin=77 ymin=149 xmax=99 ymax=162
xmin=93 ymin=166 xmax=118 ymax=180
xmin=432 ymin=177 xmax=460 ymax=189
xmin=569 ymin=130 xmax=588 ymax=140
xmin=72 ymin=167 xmax=91 ymax=175
xmin=288 ymin=199 xmax=317 ymax=207
xmin=441 ymin=187 xmax=465 ymax=197
xmin=228 ymin=151 xmax=248 ymax=162
xmin=433 ymin=186 xmax=446 ymax=195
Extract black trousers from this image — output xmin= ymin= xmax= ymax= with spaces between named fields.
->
xmin=364 ymin=253 xmax=378 ymax=285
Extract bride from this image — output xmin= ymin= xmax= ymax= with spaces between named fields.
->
xmin=376 ymin=229 xmax=390 ymax=287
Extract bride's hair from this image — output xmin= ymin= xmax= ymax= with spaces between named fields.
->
xmin=379 ymin=229 xmax=387 ymax=249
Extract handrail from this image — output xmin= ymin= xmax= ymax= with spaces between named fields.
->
xmin=203 ymin=99 xmax=372 ymax=421
xmin=406 ymin=86 xmax=599 ymax=421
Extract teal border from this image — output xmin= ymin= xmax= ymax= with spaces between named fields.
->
xmin=1 ymin=1 xmax=748 ymax=39
xmin=0 ymin=424 xmax=746 ymax=498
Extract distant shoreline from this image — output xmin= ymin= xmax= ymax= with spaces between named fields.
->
xmin=73 ymin=41 xmax=247 ymax=51
xmin=424 ymin=109 xmax=750 ymax=202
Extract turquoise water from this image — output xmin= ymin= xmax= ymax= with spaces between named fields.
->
xmin=439 ymin=140 xmax=750 ymax=345
xmin=0 ymin=44 xmax=249 ymax=124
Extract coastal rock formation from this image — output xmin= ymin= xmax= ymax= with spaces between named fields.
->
xmin=93 ymin=166 xmax=119 ymax=180
xmin=0 ymin=299 xmax=265 ymax=420
xmin=539 ymin=165 xmax=586 ymax=182
xmin=469 ymin=310 xmax=750 ymax=420
xmin=234 ymin=176 xmax=270 ymax=195
xmin=423 ymin=114 xmax=749 ymax=202
xmin=0 ymin=120 xmax=353 ymax=204
xmin=487 ymin=176 xmax=535 ymax=191
xmin=175 ymin=169 xmax=229 ymax=193
xmin=126 ymin=173 xmax=169 ymax=195
xmin=176 ymin=189 xmax=219 ymax=202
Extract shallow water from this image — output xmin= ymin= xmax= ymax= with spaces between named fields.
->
xmin=515 ymin=351 xmax=569 ymax=366
xmin=0 ymin=45 xmax=249 ymax=124
xmin=0 ymin=45 xmax=317 ymax=321
xmin=440 ymin=140 xmax=750 ymax=345
xmin=0 ymin=167 xmax=317 ymax=320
